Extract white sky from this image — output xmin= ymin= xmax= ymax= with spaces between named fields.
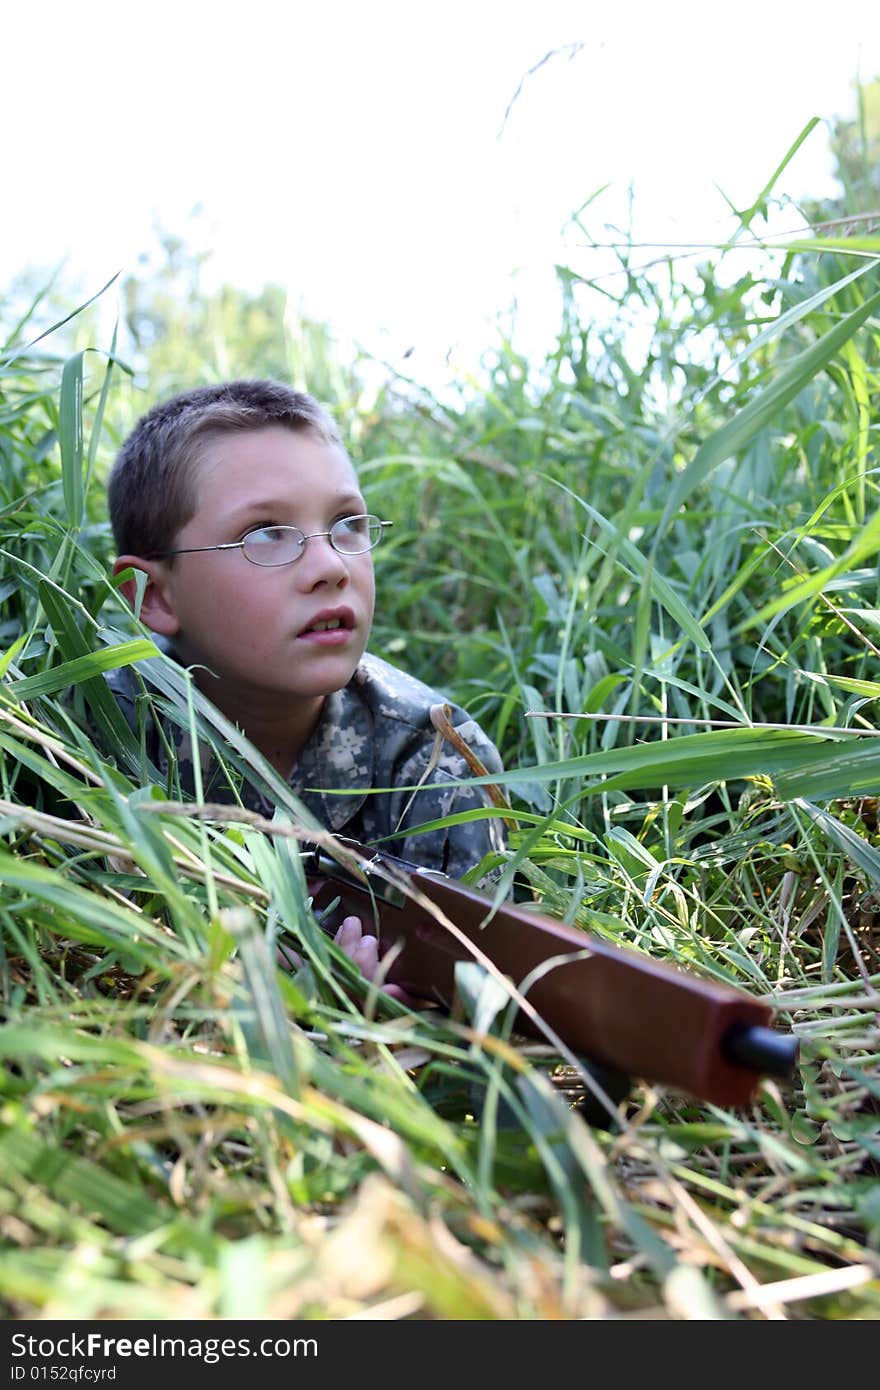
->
xmin=4 ymin=1 xmax=880 ymax=385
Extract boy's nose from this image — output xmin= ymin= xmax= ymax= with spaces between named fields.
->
xmin=296 ymin=533 xmax=350 ymax=586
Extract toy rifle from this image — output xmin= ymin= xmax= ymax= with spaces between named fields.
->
xmin=304 ymin=840 xmax=798 ymax=1111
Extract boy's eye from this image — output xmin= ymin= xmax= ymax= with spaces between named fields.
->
xmin=334 ymin=514 xmax=369 ymax=536
xmin=241 ymin=526 xmax=306 ymax=565
xmin=237 ymin=515 xmax=386 ymax=566
xmin=253 ymin=525 xmax=291 ymax=541
xmin=245 ymin=525 xmax=299 ymax=546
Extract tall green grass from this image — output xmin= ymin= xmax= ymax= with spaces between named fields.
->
xmin=1 ymin=191 xmax=879 ymax=1318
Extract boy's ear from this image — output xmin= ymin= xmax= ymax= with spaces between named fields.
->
xmin=112 ymin=557 xmax=181 ymax=637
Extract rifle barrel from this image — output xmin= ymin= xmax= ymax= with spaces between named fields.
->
xmin=722 ymin=1023 xmax=799 ymax=1078
xmin=307 ymin=844 xmax=799 ymax=1108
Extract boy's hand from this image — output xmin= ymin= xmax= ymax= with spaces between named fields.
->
xmin=277 ymin=915 xmax=419 ymax=1006
xmin=333 ymin=915 xmax=417 ymax=1004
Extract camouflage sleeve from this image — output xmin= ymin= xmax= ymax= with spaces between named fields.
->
xmin=389 ymin=710 xmax=507 ymax=881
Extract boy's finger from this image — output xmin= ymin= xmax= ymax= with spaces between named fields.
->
xmin=351 ymin=933 xmax=380 ymax=976
xmin=334 ymin=915 xmax=363 ymax=951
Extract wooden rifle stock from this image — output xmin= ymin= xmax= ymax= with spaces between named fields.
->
xmin=306 ymin=844 xmax=798 ymax=1109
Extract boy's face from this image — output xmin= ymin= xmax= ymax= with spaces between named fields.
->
xmin=137 ymin=425 xmax=375 ymax=714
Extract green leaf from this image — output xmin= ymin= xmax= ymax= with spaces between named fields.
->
xmin=59 ymin=351 xmax=85 ymax=527
xmin=796 ymin=801 xmax=880 ymax=889
xmin=37 ymin=581 xmax=143 ymax=765
xmin=549 ymin=482 xmax=712 ymax=652
xmin=656 ymin=285 xmax=880 ymax=539
xmin=6 ymin=639 xmax=158 ymax=700
xmin=773 ymin=743 xmax=880 ymax=802
xmin=461 ymin=726 xmax=855 ymax=796
xmin=228 ymin=907 xmax=302 ymax=1098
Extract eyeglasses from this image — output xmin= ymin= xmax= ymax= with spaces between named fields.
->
xmin=151 ymin=514 xmax=393 ymax=567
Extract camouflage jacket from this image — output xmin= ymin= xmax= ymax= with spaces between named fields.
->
xmin=107 ymin=647 xmax=506 ymax=879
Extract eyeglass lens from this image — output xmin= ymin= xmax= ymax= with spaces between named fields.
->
xmin=241 ymin=515 xmax=384 ymax=566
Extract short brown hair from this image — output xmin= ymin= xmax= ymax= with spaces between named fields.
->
xmin=108 ymin=379 xmax=344 ymax=558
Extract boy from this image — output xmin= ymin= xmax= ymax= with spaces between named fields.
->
xmin=107 ymin=378 xmax=506 ymax=988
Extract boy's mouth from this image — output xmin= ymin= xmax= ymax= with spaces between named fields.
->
xmin=297 ymin=607 xmax=355 ymax=639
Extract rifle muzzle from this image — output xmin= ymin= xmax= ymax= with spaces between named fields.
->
xmin=722 ymin=1024 xmax=799 ymax=1079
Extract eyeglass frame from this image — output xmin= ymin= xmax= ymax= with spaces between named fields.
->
xmin=146 ymin=514 xmax=393 ymax=567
